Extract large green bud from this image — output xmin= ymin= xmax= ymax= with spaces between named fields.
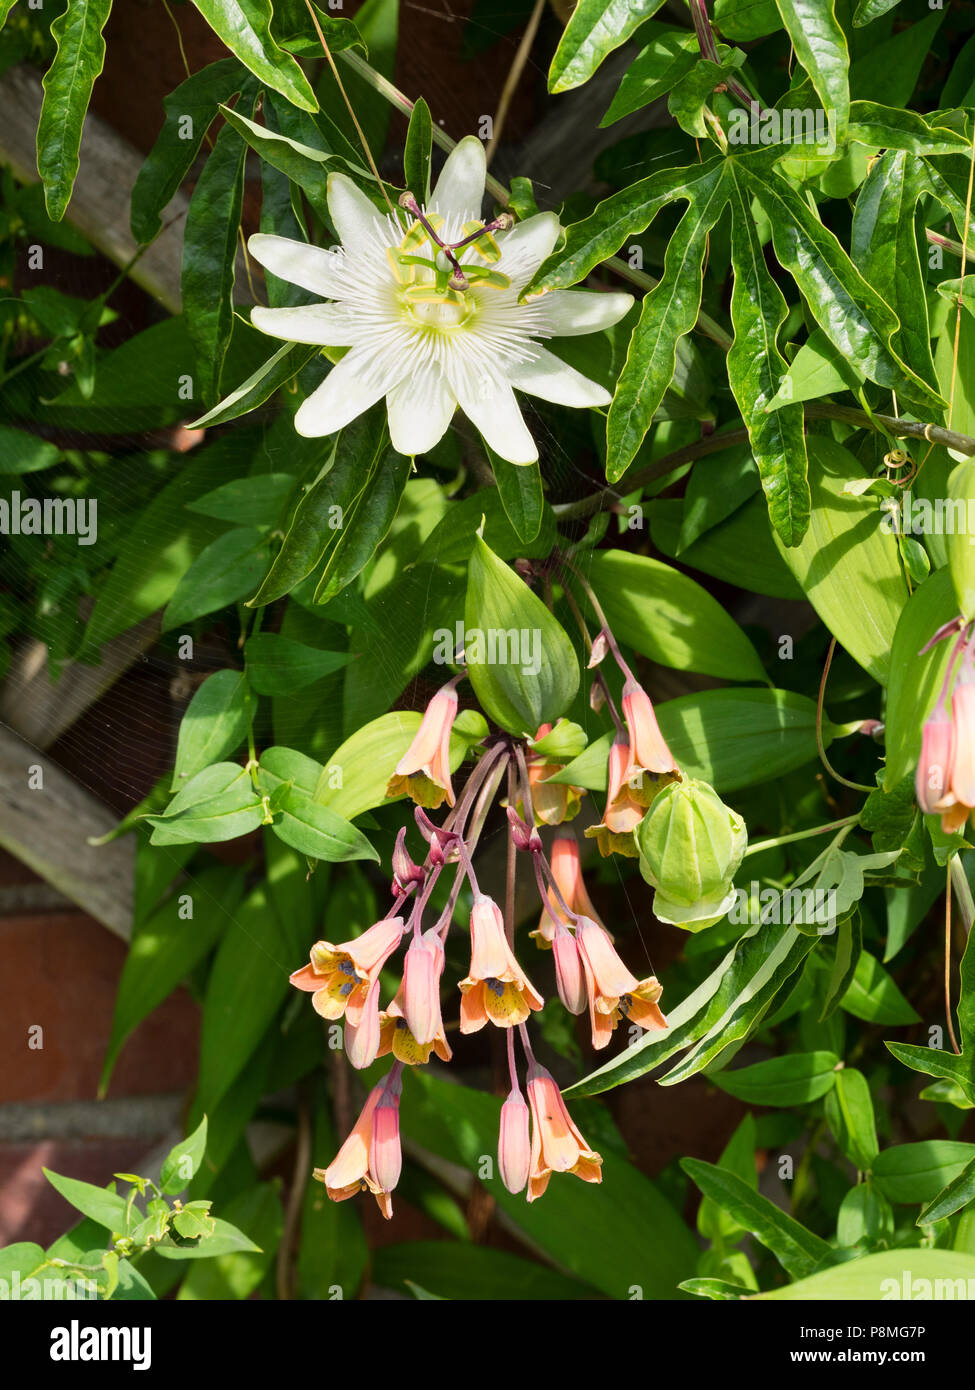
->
xmin=636 ymin=778 xmax=747 ymax=931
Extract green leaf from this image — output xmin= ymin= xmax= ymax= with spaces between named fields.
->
xmin=773 ymin=0 xmax=849 ymax=143
xmin=100 ymin=862 xmax=244 ymax=1095
xmin=853 ymin=0 xmax=901 ymax=23
xmin=464 ymin=535 xmax=579 ymax=734
xmin=727 ymin=168 xmax=809 ymax=546
xmin=244 ymin=633 xmax=350 ymax=696
xmin=163 ymin=527 xmax=269 ymax=630
xmin=190 ymin=342 xmax=319 ymax=429
xmin=825 ymin=1067 xmax=879 ymax=1169
xmin=840 ymin=950 xmax=920 ymax=1026
xmin=173 ymin=671 xmax=252 ymax=790
xmin=652 ymin=495 xmax=805 ymax=601
xmin=548 ymin=0 xmax=667 ymax=93
xmin=872 ymin=1142 xmax=975 ymax=1205
xmin=711 ymin=1051 xmax=839 ymax=1106
xmin=189 ymin=0 xmax=318 ymax=111
xmin=0 ymin=426 xmax=60 ymax=475
xmin=682 ymin=1158 xmax=833 ymax=1279
xmin=713 ymin=0 xmax=780 ymax=39
xmin=848 ymin=102 xmax=968 ymax=156
xmin=837 ymin=1179 xmax=894 ymax=1246
xmin=888 ymin=1043 xmax=975 ymax=1107
xmin=607 ymin=161 xmax=730 ymax=481
xmin=153 ymin=1216 xmax=261 ymax=1260
xmin=194 ymin=883 xmax=291 ymax=1113
xmin=182 ymin=115 xmax=253 ymax=405
xmin=267 ymin=787 xmax=379 ymax=864
xmin=404 ymin=95 xmax=433 ymax=203
xmin=146 ymin=763 xmax=264 ymax=846
xmin=36 ymin=0 xmax=113 ymax=220
xmin=43 ymin=1170 xmax=130 ymax=1233
xmin=755 ymin=1248 xmax=975 ymax=1298
xmin=249 ymin=409 xmax=386 ymax=608
xmin=851 ymin=150 xmax=937 ymax=391
xmin=583 ymin=549 xmax=765 ymax=681
xmin=668 ymin=49 xmax=746 ymax=141
xmin=490 ymin=450 xmax=545 ymax=545
xmin=313 ymin=448 xmax=412 ymax=605
xmin=601 ymin=30 xmax=699 ymax=126
xmin=160 ymin=1118 xmax=209 ymax=1196
xmin=918 ymin=1155 xmax=975 ymax=1226
xmin=188 ymin=473 xmax=297 ymax=527
xmin=130 ymin=58 xmax=246 ymax=244
xmin=567 ymin=921 xmax=817 ymax=1096
xmin=741 ymin=162 xmax=944 ymax=412
xmin=419 ymin=488 xmax=554 ymax=564
xmin=766 ymin=327 xmax=864 ymax=410
xmin=218 ymin=103 xmax=331 ymax=219
xmin=680 ymin=1276 xmax=754 ymax=1300
xmin=526 ymin=160 xmax=721 ymax=296
xmin=774 ymin=436 xmax=908 ymax=684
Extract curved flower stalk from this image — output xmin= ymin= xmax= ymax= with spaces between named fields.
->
xmin=246 ymin=137 xmax=632 ymax=464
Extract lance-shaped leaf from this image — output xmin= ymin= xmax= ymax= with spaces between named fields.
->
xmin=524 ymin=159 xmax=724 ymax=297
xmin=566 ymin=920 xmax=817 ymax=1096
xmin=773 ymin=0 xmax=849 ymax=144
xmin=851 ymin=150 xmax=938 ymax=395
xmin=548 ymin=0 xmax=667 ymax=94
xmin=853 ymin=0 xmax=901 ymax=23
xmin=607 ymin=161 xmax=730 ymax=481
xmin=489 ymin=448 xmax=545 ymax=545
xmin=601 ymin=30 xmax=699 ymax=127
xmin=37 ymin=0 xmax=113 ymax=221
xmin=130 ymin=58 xmax=246 ymax=244
xmin=182 ymin=113 xmax=253 ymax=406
xmin=313 ymin=447 xmax=412 ymax=604
xmin=190 ymin=341 xmax=319 ymax=429
xmin=727 ymin=168 xmax=809 ymax=546
xmin=404 ymin=96 xmax=433 ymax=204
xmin=218 ymin=104 xmax=332 ymax=220
xmin=740 ymin=161 xmax=945 ymax=412
xmin=249 ymin=406 xmax=387 ymax=607
xmin=189 ymin=0 xmax=318 ymax=112
xmin=465 ymin=536 xmax=580 ymax=734
xmin=847 ymin=102 xmax=968 ymax=156
xmin=682 ymin=1159 xmax=834 ymax=1279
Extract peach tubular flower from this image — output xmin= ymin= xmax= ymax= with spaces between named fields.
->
xmin=459 ymin=895 xmax=543 ymax=1031
xmin=369 ymin=1084 xmax=402 ymax=1201
xmin=575 ymin=916 xmax=667 ymax=1050
xmin=401 ymin=928 xmax=447 ymax=1046
xmin=950 ymin=679 xmax=975 ymax=809
xmin=386 ymin=682 xmax=459 ymax=809
xmin=526 ymin=1062 xmax=602 ymax=1202
xmin=316 ymin=1082 xmax=396 ymax=1219
xmin=290 ymin=917 xmax=404 ymax=1020
xmin=584 ymin=736 xmax=650 ymax=859
xmin=916 ymin=705 xmax=955 ymax=813
xmin=345 ymin=976 xmax=383 ymax=1069
xmin=551 ymin=920 xmax=586 ymax=1015
xmin=533 ymin=830 xmax=607 ymax=943
xmin=622 ymin=676 xmax=677 ymax=780
xmin=498 ymin=1088 xmax=532 ymax=1194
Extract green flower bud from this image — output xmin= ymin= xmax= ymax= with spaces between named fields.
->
xmin=637 ymin=778 xmax=747 ymax=930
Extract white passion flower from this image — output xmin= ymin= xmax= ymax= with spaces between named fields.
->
xmin=246 ymin=136 xmax=632 ymax=465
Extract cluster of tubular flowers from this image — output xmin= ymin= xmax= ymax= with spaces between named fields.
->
xmin=292 ymin=650 xmax=674 ymax=1218
xmin=916 ymin=624 xmax=975 ymax=832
